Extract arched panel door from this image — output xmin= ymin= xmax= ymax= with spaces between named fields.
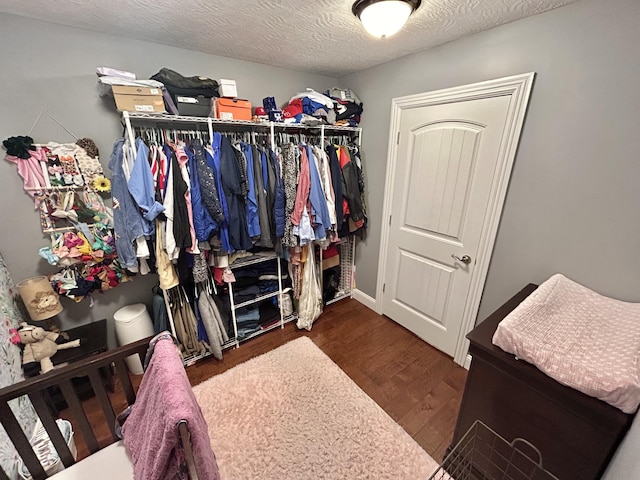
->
xmin=382 ymin=92 xmax=517 ymax=357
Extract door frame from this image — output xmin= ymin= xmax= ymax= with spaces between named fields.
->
xmin=375 ymin=73 xmax=535 ymax=366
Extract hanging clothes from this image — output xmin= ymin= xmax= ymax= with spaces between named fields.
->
xmin=190 ymin=138 xmax=224 ymax=226
xmin=159 ymin=146 xmax=178 ymax=260
xmin=291 ymin=146 xmax=313 ymax=245
xmin=128 ymin=138 xmax=165 ymax=235
xmin=239 ymin=142 xmax=261 ymax=239
xmin=305 ymin=144 xmax=332 ymax=240
xmin=271 ymin=147 xmax=286 ymax=240
xmin=155 ymin=219 xmax=179 ymax=290
xmin=251 ymin=144 xmax=272 ymax=248
xmin=167 ymin=146 xmax=192 ymax=253
xmin=326 ymin=144 xmax=344 ymax=231
xmin=281 ymin=143 xmax=299 ymax=248
xmin=297 ymin=244 xmax=322 ymax=331
xmin=259 ymin=145 xmax=278 ymax=246
xmin=205 ymin=137 xmax=232 ymax=253
xmin=231 ymin=144 xmax=249 ymax=198
xmin=185 ymin=145 xmax=216 ymax=241
xmin=170 ymin=288 xmax=208 ymax=357
xmin=312 ymin=145 xmax=337 ymax=228
xmin=337 ymin=145 xmax=365 ymax=231
xmin=174 ymin=144 xmax=199 ymax=253
xmin=109 ymin=138 xmax=145 ymax=269
xmin=218 ymin=135 xmax=253 ymax=251
xmin=197 ymin=290 xmax=229 ymax=360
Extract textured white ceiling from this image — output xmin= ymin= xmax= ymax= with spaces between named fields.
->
xmin=0 ymin=0 xmax=577 ymax=77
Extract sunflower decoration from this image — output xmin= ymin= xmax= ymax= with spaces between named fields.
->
xmin=93 ymin=176 xmax=111 ymax=193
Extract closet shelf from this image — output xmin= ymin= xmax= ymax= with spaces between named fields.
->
xmin=233 ymin=290 xmax=280 ymax=309
xmin=181 ymin=337 xmax=244 ymax=366
xmin=326 ymin=291 xmax=352 ymax=306
xmin=182 ymin=350 xmax=211 ymax=367
xmin=124 ymin=111 xmax=362 ymax=133
xmin=237 ymin=313 xmax=297 ymax=344
xmin=229 ymin=252 xmax=278 ymax=269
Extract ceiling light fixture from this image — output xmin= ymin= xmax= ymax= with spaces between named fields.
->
xmin=352 ymin=0 xmax=421 ymax=39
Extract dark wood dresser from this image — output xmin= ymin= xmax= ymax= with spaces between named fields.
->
xmin=452 ymin=284 xmax=635 ymax=480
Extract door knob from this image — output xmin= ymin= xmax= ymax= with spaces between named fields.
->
xmin=451 ymin=253 xmax=472 ymax=265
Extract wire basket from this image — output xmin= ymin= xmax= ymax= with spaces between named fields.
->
xmin=429 ymin=421 xmax=559 ymax=480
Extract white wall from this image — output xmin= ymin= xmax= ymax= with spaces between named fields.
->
xmin=0 ymin=14 xmax=336 ymax=346
xmin=341 ymin=0 xmax=640 ymax=322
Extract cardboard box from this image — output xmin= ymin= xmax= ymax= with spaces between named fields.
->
xmin=176 ymin=96 xmax=214 ymax=117
xmin=216 ymin=98 xmax=252 ymax=121
xmin=112 ymin=85 xmax=165 ymax=113
xmin=218 ymin=79 xmax=238 ymax=98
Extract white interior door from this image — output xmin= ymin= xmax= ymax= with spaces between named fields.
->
xmin=378 ymin=74 xmax=534 ymax=363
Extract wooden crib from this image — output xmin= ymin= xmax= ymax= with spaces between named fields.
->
xmin=0 ymin=336 xmax=200 ymax=480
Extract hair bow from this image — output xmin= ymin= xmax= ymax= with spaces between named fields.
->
xmin=9 ymin=328 xmax=21 ymax=345
xmin=52 ymin=209 xmax=79 ymax=222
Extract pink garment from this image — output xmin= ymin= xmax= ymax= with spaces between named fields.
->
xmin=176 ymin=145 xmax=199 ymax=253
xmin=122 ymin=338 xmax=220 ymax=480
xmin=5 ymin=147 xmax=48 ymax=195
xmin=290 ymin=146 xmax=311 ymax=226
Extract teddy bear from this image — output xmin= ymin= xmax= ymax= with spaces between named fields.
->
xmin=10 ymin=323 xmax=82 ymax=376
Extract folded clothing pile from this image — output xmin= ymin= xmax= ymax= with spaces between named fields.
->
xmin=325 ymin=87 xmax=363 ymax=127
xmin=281 ymin=87 xmax=363 ymax=126
xmin=150 ymin=68 xmax=219 ymax=114
xmin=282 ymin=88 xmax=336 ymax=126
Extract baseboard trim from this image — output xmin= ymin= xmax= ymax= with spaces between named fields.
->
xmin=351 ymin=289 xmax=377 ymax=312
xmin=463 ymin=354 xmax=472 ymax=370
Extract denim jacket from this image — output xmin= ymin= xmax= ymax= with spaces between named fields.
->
xmin=128 ymin=138 xmax=165 ymax=235
xmin=109 ymin=138 xmax=144 ymax=269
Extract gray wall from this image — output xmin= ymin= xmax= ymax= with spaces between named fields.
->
xmin=341 ymin=0 xmax=640 ymax=322
xmin=0 ymin=14 xmax=336 ymax=346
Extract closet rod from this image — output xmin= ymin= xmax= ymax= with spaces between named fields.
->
xmin=124 ymin=112 xmax=361 ymax=133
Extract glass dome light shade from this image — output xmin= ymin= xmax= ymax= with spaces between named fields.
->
xmin=359 ymin=1 xmax=414 ymax=38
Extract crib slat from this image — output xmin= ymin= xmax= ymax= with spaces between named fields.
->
xmin=87 ymin=369 xmax=117 ymax=440
xmin=28 ymin=391 xmax=75 ymax=468
xmin=115 ymin=359 xmax=136 ymax=405
xmin=179 ymin=421 xmax=199 ymax=480
xmin=0 ymin=400 xmax=47 ymax=480
xmin=59 ymin=380 xmax=99 ymax=454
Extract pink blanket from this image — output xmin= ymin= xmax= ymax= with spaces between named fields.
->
xmin=493 ymin=274 xmax=640 ymax=413
xmin=122 ymin=337 xmax=220 ymax=479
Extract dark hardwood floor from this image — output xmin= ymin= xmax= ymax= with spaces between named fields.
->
xmin=66 ymin=298 xmax=467 ymax=463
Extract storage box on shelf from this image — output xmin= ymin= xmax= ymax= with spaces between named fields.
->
xmin=215 ymin=98 xmax=252 ymax=121
xmin=175 ymin=96 xmax=214 ymax=117
xmin=218 ymin=79 xmax=238 ymax=98
xmin=112 ymin=85 xmax=165 ymax=113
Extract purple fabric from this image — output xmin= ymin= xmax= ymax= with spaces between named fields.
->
xmin=122 ymin=338 xmax=220 ymax=480
xmin=162 ymin=88 xmax=180 ymax=115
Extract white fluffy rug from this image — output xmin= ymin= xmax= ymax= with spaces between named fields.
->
xmin=192 ymin=336 xmax=440 ymax=479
